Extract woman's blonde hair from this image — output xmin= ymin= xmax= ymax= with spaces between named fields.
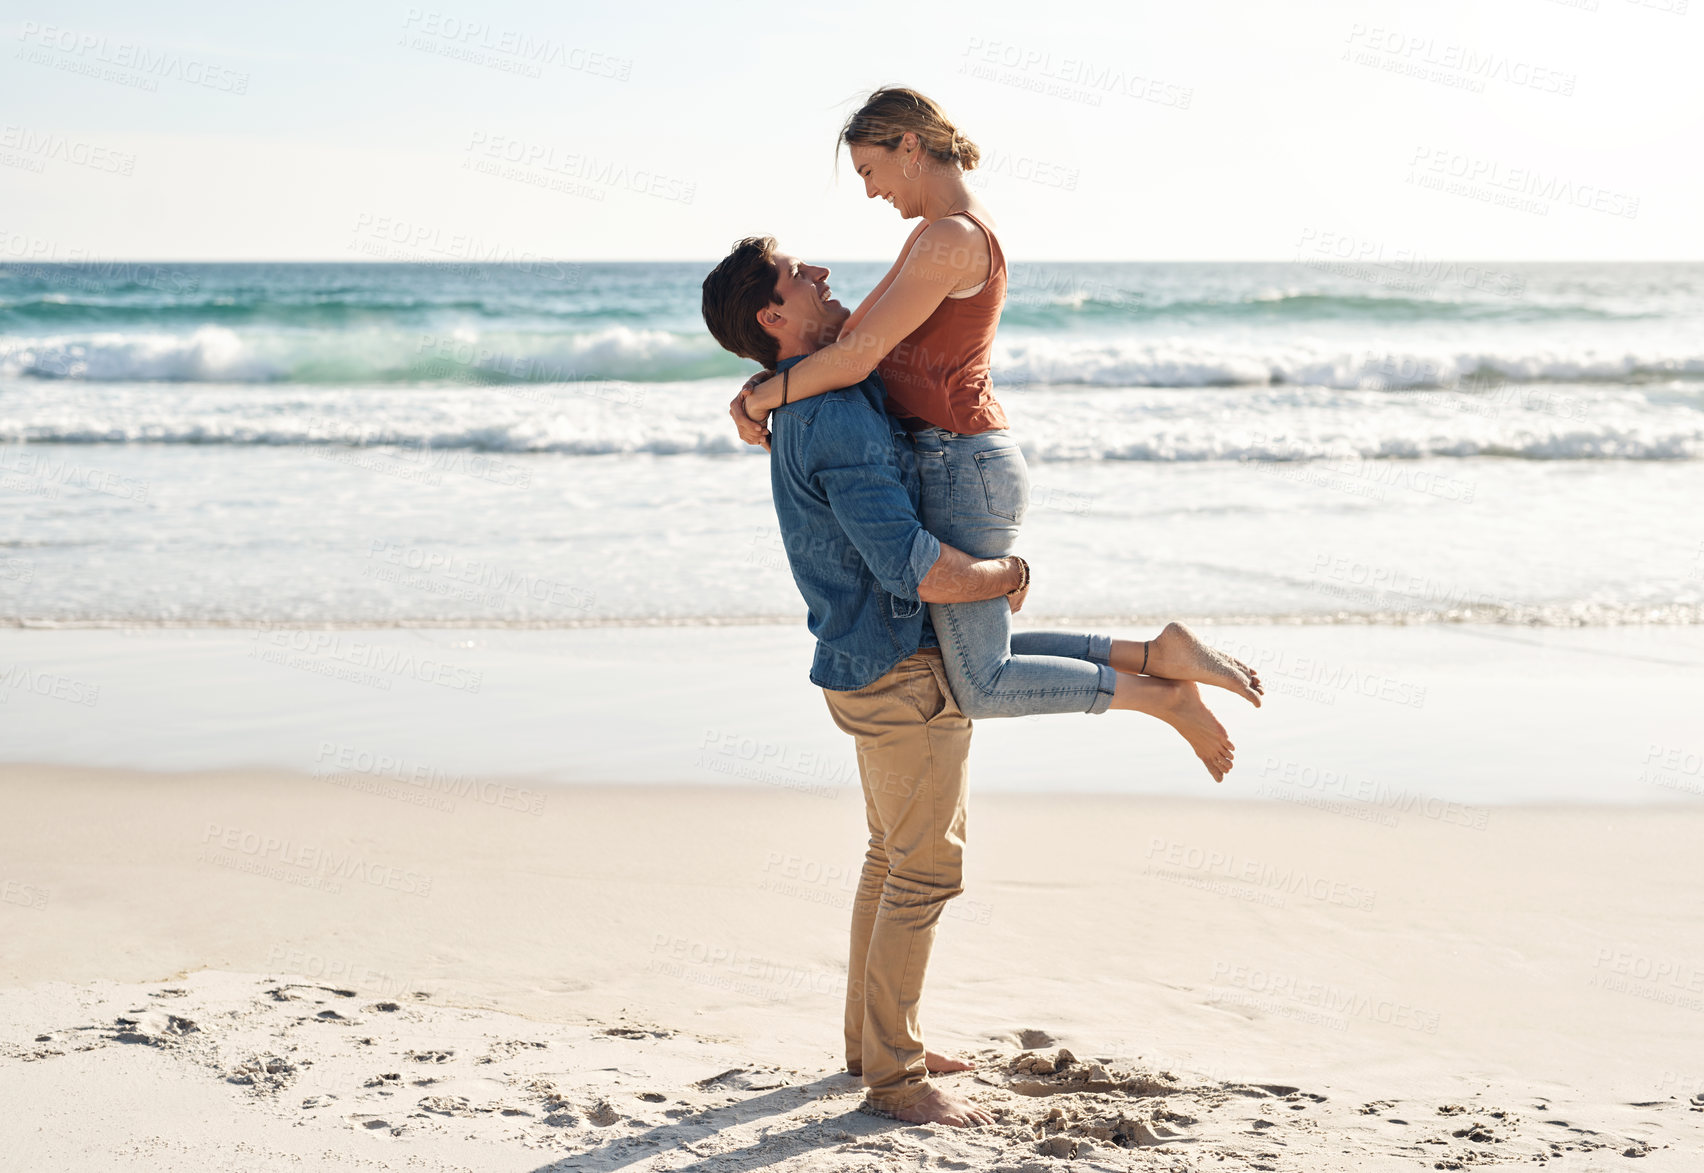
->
xmin=840 ymin=87 xmax=981 ymax=172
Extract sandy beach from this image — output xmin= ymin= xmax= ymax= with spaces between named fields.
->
xmin=4 ymin=751 xmax=1701 ymax=1170
xmin=8 ymin=4 xmax=1703 ymax=1166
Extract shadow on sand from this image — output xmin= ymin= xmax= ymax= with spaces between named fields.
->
xmin=526 ymin=1069 xmax=912 ymax=1173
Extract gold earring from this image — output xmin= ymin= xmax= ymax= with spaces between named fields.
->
xmin=902 ymin=155 xmax=921 ymax=181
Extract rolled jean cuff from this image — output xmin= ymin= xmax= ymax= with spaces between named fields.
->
xmin=1085 ymin=633 xmax=1113 ymax=665
xmin=1088 ymin=662 xmax=1117 ymax=715
xmin=867 ymin=1077 xmax=937 ymax=1113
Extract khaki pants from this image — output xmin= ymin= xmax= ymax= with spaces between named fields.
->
xmin=821 ymin=647 xmax=972 ymax=1113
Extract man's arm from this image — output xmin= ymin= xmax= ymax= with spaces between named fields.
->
xmin=918 ymin=546 xmax=1023 ymax=603
xmin=805 ymin=406 xmax=1024 ymax=607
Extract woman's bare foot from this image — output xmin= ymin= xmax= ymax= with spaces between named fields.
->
xmin=884 ymin=1086 xmax=996 ymax=1127
xmin=1126 ymin=622 xmax=1263 ymax=707
xmin=1147 ymin=678 xmax=1236 ymax=782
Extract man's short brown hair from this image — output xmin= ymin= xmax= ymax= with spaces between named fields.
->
xmin=701 ymin=236 xmax=782 ymax=370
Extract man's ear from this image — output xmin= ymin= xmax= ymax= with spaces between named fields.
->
xmin=757 ymin=305 xmax=784 ymax=329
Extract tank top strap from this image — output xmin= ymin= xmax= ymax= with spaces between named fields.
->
xmin=947 ymin=209 xmax=1005 ymax=282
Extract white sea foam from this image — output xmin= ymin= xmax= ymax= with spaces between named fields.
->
xmin=5 ymin=323 xmax=1704 ymax=391
xmin=2 ymin=379 xmax=1698 ymax=461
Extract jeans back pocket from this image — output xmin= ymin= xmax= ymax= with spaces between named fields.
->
xmin=973 ymin=446 xmax=1029 ymax=523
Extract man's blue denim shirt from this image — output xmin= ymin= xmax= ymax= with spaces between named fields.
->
xmin=766 ymin=356 xmax=941 ymax=691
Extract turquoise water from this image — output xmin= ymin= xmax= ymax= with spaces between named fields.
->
xmin=0 ymin=262 xmax=1700 ymax=626
xmin=3 ymin=261 xmax=1702 ymax=388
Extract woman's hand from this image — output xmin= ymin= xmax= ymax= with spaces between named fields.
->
xmin=728 ymin=370 xmax=774 ymax=450
xmin=743 ymin=370 xmax=782 ymax=422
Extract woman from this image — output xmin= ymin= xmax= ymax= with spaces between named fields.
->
xmin=729 ymin=88 xmax=1260 ymax=782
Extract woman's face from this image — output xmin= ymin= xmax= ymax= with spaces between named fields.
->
xmin=849 ymin=136 xmax=920 ymax=220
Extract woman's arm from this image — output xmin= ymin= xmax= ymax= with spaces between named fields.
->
xmin=840 ymin=220 xmax=929 ymax=337
xmin=745 ymin=217 xmax=982 ymax=420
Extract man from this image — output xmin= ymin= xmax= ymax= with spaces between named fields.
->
xmin=702 ymin=236 xmax=1015 ymax=1128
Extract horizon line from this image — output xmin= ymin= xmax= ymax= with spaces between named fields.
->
xmin=7 ymin=257 xmax=1702 ymax=265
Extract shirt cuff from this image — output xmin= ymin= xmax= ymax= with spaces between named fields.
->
xmin=903 ymin=527 xmax=942 ymax=600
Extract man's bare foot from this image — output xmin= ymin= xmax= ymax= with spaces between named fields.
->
xmin=1150 ymin=678 xmax=1236 ymax=782
xmin=883 ymin=1086 xmax=996 ymax=1127
xmin=1142 ymin=621 xmax=1263 ymax=707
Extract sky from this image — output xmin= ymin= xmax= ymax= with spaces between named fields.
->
xmin=1 ymin=0 xmax=1701 ymax=261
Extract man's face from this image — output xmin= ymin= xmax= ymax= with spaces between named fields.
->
xmin=760 ymin=250 xmax=849 ymax=352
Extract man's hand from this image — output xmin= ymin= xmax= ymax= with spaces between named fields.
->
xmin=728 ymin=370 xmax=773 ymax=451
xmin=1006 ymin=577 xmax=1028 ymax=613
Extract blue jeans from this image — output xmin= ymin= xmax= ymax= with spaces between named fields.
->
xmin=909 ymin=426 xmax=1117 ymax=719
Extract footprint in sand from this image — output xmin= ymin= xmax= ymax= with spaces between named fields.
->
xmin=226 ymin=1054 xmax=297 ymax=1093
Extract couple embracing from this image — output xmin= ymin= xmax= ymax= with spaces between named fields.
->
xmin=700 ymin=87 xmax=1264 ymax=1127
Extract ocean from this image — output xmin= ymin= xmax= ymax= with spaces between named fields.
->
xmin=2 ymin=260 xmax=1701 ymax=628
